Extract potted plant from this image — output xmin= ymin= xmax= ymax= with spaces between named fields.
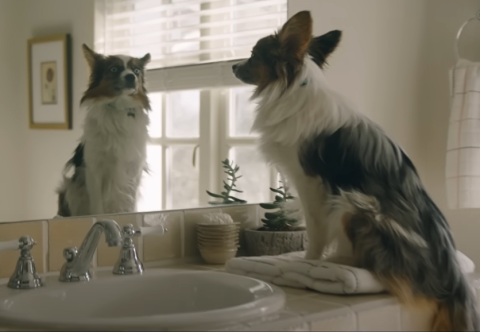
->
xmin=244 ymin=178 xmax=307 ymax=256
xmin=206 ymin=159 xmax=247 ymax=205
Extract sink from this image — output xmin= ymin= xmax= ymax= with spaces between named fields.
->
xmin=0 ymin=269 xmax=285 ymax=330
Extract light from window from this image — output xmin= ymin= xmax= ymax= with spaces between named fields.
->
xmin=137 ymin=145 xmax=162 ymax=212
xmin=229 ymin=146 xmax=270 ymax=203
xmin=167 ymin=145 xmax=200 ymax=209
xmin=148 ymin=92 xmax=162 ymax=138
xmin=98 ymin=0 xmax=287 ymax=68
xmin=230 ymin=86 xmax=258 ymax=137
xmin=167 ymin=90 xmax=200 ymax=138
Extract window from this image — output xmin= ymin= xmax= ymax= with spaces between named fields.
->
xmin=95 ymin=0 xmax=287 ymax=210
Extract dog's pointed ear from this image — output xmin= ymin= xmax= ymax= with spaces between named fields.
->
xmin=278 ymin=11 xmax=313 ymax=61
xmin=139 ymin=53 xmax=151 ymax=67
xmin=308 ymin=30 xmax=342 ymax=68
xmin=82 ymin=44 xmax=101 ymax=69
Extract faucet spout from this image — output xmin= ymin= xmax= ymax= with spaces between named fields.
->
xmin=59 ymin=220 xmax=122 ymax=282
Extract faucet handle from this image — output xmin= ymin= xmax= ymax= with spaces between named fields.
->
xmin=121 ymin=224 xmax=167 ymax=240
xmin=137 ymin=225 xmax=168 ymax=236
xmin=7 ymin=236 xmax=43 ymax=289
xmin=112 ymin=224 xmax=167 ymax=276
xmin=0 ymin=239 xmax=21 ymax=252
xmin=63 ymin=247 xmax=78 ymax=262
xmin=113 ymin=224 xmax=143 ymax=275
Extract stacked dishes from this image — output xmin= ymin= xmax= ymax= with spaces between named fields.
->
xmin=197 ymin=222 xmax=240 ymax=264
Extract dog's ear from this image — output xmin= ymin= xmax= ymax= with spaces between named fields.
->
xmin=308 ymin=30 xmax=342 ymax=68
xmin=82 ymin=44 xmax=101 ymax=69
xmin=278 ymin=11 xmax=312 ymax=61
xmin=139 ymin=53 xmax=151 ymax=67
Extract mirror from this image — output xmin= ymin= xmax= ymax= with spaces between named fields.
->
xmin=0 ymin=0 xmax=284 ymax=223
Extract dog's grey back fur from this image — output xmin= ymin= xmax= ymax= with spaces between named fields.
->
xmin=299 ymin=118 xmax=480 ymax=331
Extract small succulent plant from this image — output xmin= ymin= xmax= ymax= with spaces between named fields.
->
xmin=206 ymin=159 xmax=247 ymax=205
xmin=259 ymin=178 xmax=298 ymax=231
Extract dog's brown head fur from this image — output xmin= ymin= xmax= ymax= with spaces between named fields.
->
xmin=232 ymin=11 xmax=342 ymax=93
xmin=81 ymin=44 xmax=151 ymax=109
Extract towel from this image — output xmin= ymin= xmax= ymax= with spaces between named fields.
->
xmin=226 ymin=250 xmax=475 ymax=295
xmin=446 ymin=59 xmax=480 ymax=209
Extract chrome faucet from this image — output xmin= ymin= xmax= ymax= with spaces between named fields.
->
xmin=0 ymin=236 xmax=43 ymax=289
xmin=59 ymin=219 xmax=122 ymax=282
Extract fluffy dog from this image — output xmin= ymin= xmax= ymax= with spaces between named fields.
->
xmin=57 ymin=45 xmax=150 ymax=217
xmin=233 ymin=11 xmax=479 ymax=331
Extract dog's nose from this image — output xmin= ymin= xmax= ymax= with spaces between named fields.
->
xmin=232 ymin=64 xmax=238 ymax=72
xmin=125 ymin=74 xmax=136 ymax=83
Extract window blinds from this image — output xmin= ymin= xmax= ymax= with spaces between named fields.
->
xmin=95 ymin=0 xmax=287 ymax=69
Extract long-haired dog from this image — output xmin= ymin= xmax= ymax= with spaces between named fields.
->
xmin=233 ymin=11 xmax=479 ymax=331
xmin=56 ymin=45 xmax=151 ymax=217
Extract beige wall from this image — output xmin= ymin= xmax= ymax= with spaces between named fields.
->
xmin=0 ymin=0 xmax=25 ymax=221
xmin=418 ymin=0 xmax=480 ymax=266
xmin=289 ymin=0 xmax=428 ymax=162
xmin=20 ymin=0 xmax=95 ymax=220
xmin=0 ymin=0 xmax=95 ymax=221
xmin=289 ymin=0 xmax=480 ymax=266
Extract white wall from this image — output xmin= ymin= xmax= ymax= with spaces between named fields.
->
xmin=288 ymin=0 xmax=428 ymax=163
xmin=289 ymin=0 xmax=480 ymax=266
xmin=0 ymin=0 xmax=26 ymax=221
xmin=417 ymin=0 xmax=480 ymax=267
xmin=17 ymin=0 xmax=95 ymax=220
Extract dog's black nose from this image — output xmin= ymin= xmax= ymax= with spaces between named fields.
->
xmin=232 ymin=64 xmax=238 ymax=72
xmin=125 ymin=74 xmax=136 ymax=82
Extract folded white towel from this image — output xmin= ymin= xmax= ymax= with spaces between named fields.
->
xmin=446 ymin=59 xmax=480 ymax=209
xmin=226 ymin=250 xmax=475 ymax=295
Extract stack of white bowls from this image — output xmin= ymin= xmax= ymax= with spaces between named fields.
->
xmin=197 ymin=222 xmax=240 ymax=264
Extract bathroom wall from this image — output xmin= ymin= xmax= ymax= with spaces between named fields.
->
xmin=290 ymin=0 xmax=480 ymax=266
xmin=0 ymin=0 xmax=95 ymax=221
xmin=289 ymin=0 xmax=427 ymax=165
xmin=0 ymin=1 xmax=26 ymax=221
xmin=18 ymin=0 xmax=95 ymax=220
xmin=417 ymin=0 xmax=480 ymax=266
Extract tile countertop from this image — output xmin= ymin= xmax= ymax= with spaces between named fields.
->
xmin=0 ymin=263 xmax=479 ymax=332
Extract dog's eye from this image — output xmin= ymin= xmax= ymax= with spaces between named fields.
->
xmin=134 ymin=68 xmax=141 ymax=75
xmin=110 ymin=67 xmax=118 ymax=73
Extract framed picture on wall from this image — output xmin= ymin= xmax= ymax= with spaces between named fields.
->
xmin=27 ymin=34 xmax=71 ymax=129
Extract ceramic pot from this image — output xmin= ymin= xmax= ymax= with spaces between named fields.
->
xmin=244 ymin=227 xmax=308 ymax=256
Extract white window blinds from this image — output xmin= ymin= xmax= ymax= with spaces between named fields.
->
xmin=95 ymin=0 xmax=287 ymax=69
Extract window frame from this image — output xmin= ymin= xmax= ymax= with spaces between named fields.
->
xmin=95 ymin=0 xmax=286 ymax=209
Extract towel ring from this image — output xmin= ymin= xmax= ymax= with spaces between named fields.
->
xmin=454 ymin=11 xmax=480 ymax=61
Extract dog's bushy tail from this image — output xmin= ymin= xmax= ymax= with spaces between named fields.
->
xmin=338 ymin=190 xmax=479 ymax=331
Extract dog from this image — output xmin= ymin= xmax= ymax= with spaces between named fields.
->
xmin=56 ymin=44 xmax=151 ymax=217
xmin=232 ymin=11 xmax=479 ymax=331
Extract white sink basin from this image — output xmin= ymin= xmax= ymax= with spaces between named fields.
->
xmin=0 ymin=269 xmax=285 ymax=330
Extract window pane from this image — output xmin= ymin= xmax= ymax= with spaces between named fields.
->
xmin=166 ymin=90 xmax=200 ymax=138
xmin=167 ymin=145 xmax=200 ymax=209
xmin=137 ymin=145 xmax=162 ymax=212
xmin=229 ymin=146 xmax=270 ymax=203
xmin=230 ymin=87 xmax=257 ymax=137
xmin=148 ymin=92 xmax=162 ymax=138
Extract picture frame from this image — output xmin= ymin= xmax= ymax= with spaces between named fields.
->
xmin=27 ymin=34 xmax=71 ymax=129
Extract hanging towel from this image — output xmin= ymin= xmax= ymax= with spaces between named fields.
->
xmin=225 ymin=250 xmax=475 ymax=295
xmin=446 ymin=59 xmax=480 ymax=209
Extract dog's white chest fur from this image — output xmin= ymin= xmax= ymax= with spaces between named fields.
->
xmin=81 ymin=96 xmax=149 ymax=215
xmin=83 ymin=97 xmax=149 ymax=163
